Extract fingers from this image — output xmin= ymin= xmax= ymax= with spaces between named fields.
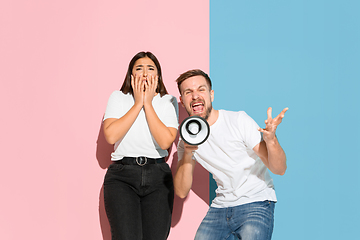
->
xmin=275 ymin=107 xmax=288 ymax=118
xmin=132 ymin=74 xmax=145 ymax=105
xmin=187 ymin=145 xmax=199 ymax=151
xmin=144 ymin=75 xmax=158 ymax=96
xmin=132 ymin=74 xmax=145 ymax=92
xmin=279 ymin=107 xmax=289 ymax=118
xmin=267 ymin=107 xmax=273 ymax=121
xmin=147 ymin=74 xmax=154 ymax=90
xmin=131 ymin=75 xmax=134 ymax=88
xmin=131 ymin=74 xmax=137 ymax=90
xmin=142 ymin=75 xmax=158 ymax=105
xmin=146 ymin=75 xmax=157 ymax=91
xmin=184 ymin=141 xmax=199 ymax=149
xmin=264 ymin=107 xmax=289 ymax=128
xmin=184 ymin=142 xmax=198 ymax=155
xmin=154 ymin=75 xmax=159 ymax=91
xmin=141 ymin=74 xmax=157 ymax=105
xmin=273 ymin=107 xmax=288 ymax=124
xmin=132 ymin=74 xmax=142 ymax=90
xmin=257 ymin=127 xmax=265 ymax=133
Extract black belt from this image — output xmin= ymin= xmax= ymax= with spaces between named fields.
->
xmin=114 ymin=157 xmax=165 ymax=166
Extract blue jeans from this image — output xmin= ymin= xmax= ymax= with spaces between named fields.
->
xmin=194 ymin=201 xmax=275 ymax=240
xmin=103 ymin=162 xmax=174 ymax=240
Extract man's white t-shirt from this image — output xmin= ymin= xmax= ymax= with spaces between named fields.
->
xmin=178 ymin=110 xmax=277 ymax=208
xmin=104 ymin=91 xmax=179 ymax=161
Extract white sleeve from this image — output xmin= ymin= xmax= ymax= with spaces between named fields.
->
xmin=238 ymin=112 xmax=262 ymax=150
xmin=160 ymin=95 xmax=179 ymax=129
xmin=103 ymin=91 xmax=123 ymax=121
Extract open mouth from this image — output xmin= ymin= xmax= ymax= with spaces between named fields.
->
xmin=191 ymin=101 xmax=204 ymax=113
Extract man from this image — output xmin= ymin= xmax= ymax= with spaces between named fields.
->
xmin=174 ymin=69 xmax=288 ymax=240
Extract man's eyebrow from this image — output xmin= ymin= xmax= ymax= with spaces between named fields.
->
xmin=183 ymin=84 xmax=208 ymax=92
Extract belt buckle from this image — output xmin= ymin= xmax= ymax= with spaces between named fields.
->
xmin=136 ymin=156 xmax=147 ymax=166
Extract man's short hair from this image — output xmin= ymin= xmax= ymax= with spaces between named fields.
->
xmin=176 ymin=69 xmax=212 ymax=94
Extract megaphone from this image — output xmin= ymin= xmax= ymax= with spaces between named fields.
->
xmin=179 ymin=116 xmax=210 ymax=145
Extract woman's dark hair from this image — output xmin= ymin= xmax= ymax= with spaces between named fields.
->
xmin=120 ymin=51 xmax=168 ymax=97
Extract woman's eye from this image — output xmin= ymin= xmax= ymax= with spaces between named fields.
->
xmin=135 ymin=67 xmax=142 ymax=71
xmin=149 ymin=67 xmax=154 ymax=71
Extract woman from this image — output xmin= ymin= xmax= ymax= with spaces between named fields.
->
xmin=103 ymin=52 xmax=178 ymax=240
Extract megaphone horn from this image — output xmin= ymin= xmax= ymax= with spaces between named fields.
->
xmin=179 ymin=116 xmax=210 ymax=145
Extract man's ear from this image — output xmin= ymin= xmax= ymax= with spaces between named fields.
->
xmin=210 ymin=89 xmax=214 ymax=102
xmin=180 ymin=96 xmax=185 ymax=107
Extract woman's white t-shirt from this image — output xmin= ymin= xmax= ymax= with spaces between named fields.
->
xmin=104 ymin=91 xmax=179 ymax=161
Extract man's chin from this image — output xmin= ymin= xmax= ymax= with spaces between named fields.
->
xmin=186 ymin=109 xmax=207 ymax=119
xmin=191 ymin=112 xmax=205 ymax=118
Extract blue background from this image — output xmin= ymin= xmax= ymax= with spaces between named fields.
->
xmin=209 ymin=1 xmax=360 ymax=239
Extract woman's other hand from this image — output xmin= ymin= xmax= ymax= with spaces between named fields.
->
xmin=144 ymin=74 xmax=158 ymax=106
xmin=131 ymin=74 xmax=145 ymax=107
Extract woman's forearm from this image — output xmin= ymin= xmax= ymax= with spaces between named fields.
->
xmin=143 ymin=103 xmax=177 ymax=150
xmin=103 ymin=103 xmax=143 ymax=144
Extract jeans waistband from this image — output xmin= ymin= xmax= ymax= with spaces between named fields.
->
xmin=114 ymin=157 xmax=165 ymax=166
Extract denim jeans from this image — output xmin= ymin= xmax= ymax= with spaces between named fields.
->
xmin=194 ymin=201 xmax=275 ymax=240
xmin=103 ymin=162 xmax=174 ymax=240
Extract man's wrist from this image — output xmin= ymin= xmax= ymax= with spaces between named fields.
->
xmin=264 ymin=135 xmax=278 ymax=145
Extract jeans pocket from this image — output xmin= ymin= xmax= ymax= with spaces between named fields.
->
xmin=157 ymin=163 xmax=172 ymax=173
xmin=108 ymin=163 xmax=126 ymax=171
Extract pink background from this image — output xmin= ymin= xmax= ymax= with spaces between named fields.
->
xmin=0 ymin=0 xmax=209 ymax=239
